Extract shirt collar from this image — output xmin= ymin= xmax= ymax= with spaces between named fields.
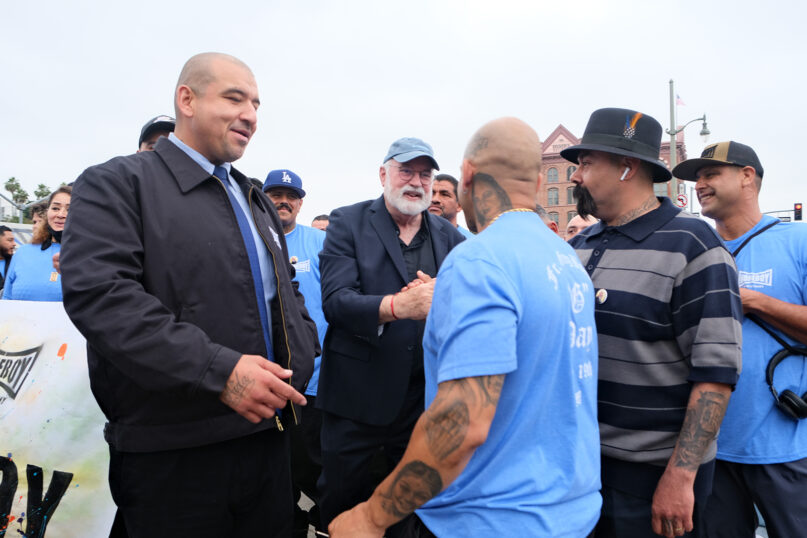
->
xmin=584 ymin=197 xmax=680 ymax=242
xmin=167 ymin=133 xmax=232 ymax=177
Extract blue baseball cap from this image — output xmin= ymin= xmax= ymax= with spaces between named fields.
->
xmin=383 ymin=137 xmax=439 ymax=170
xmin=263 ymin=169 xmax=306 ymax=198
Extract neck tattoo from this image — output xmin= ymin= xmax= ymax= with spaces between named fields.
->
xmin=611 ymin=196 xmax=660 ymax=227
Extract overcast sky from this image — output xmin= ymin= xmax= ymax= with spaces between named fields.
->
xmin=2 ymin=0 xmax=805 ymax=226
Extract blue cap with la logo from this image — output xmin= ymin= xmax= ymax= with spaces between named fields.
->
xmin=263 ymin=169 xmax=306 ymax=198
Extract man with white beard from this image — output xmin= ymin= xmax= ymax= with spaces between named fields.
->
xmin=316 ymin=137 xmax=466 ymax=535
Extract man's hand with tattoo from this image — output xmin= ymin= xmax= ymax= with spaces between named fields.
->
xmin=651 ymin=382 xmax=730 ymax=537
xmin=329 ymin=375 xmax=504 ymax=537
xmin=220 ymin=354 xmax=307 ymax=424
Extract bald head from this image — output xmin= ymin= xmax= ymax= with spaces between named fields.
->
xmin=464 ymin=117 xmax=543 ymax=183
xmin=174 ymin=53 xmax=254 ymax=115
xmin=461 ymin=118 xmax=543 ymax=232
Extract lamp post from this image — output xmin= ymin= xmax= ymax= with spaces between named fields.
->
xmin=666 ymin=79 xmax=710 ymax=211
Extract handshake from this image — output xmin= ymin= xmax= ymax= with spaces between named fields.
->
xmin=381 ymin=270 xmax=435 ymax=322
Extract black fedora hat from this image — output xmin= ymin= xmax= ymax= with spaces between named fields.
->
xmin=561 ymin=108 xmax=672 ymax=182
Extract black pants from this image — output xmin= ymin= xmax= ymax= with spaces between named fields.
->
xmin=701 ymin=457 xmax=807 ymax=538
xmin=109 ymin=428 xmax=293 ymax=538
xmin=318 ymin=385 xmax=423 ymax=533
xmin=291 ymin=395 xmax=323 ymax=535
xmin=596 ymin=458 xmax=714 ymax=538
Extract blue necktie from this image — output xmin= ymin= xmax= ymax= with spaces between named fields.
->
xmin=213 ymin=166 xmax=274 ymax=361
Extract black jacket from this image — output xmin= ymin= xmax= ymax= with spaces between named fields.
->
xmin=316 ymin=196 xmax=465 ymax=425
xmin=61 ymin=137 xmax=318 ymax=452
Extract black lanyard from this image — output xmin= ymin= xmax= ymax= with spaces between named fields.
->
xmin=729 ymin=220 xmax=803 ymax=352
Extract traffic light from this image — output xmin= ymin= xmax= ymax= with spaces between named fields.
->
xmin=796 ymin=203 xmax=803 ymax=221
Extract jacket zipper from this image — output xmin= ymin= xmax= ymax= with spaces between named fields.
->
xmin=213 ymin=175 xmax=298 ymax=429
xmin=247 ymin=184 xmax=299 ymax=427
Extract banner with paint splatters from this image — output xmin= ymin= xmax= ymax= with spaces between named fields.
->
xmin=0 ymin=301 xmax=115 ymax=537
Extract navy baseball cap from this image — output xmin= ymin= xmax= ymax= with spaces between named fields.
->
xmin=673 ymin=141 xmax=764 ymax=181
xmin=263 ymin=169 xmax=306 ymax=198
xmin=139 ymin=115 xmax=175 ymax=146
xmin=383 ymin=137 xmax=439 ymax=170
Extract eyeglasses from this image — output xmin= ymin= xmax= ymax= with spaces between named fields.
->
xmin=389 ymin=164 xmax=433 ymax=182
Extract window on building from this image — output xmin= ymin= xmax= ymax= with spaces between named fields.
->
xmin=567 ymin=186 xmax=575 ymax=205
xmin=548 ymin=188 xmax=559 ymax=205
xmin=547 ymin=167 xmax=559 ymax=183
xmin=653 ymin=183 xmax=669 ymax=197
xmin=567 ymin=166 xmax=577 ymax=181
xmin=548 ymin=212 xmax=559 ymax=224
xmin=567 ymin=211 xmax=577 ymax=223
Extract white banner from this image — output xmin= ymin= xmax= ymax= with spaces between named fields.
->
xmin=0 ymin=301 xmax=115 ymax=537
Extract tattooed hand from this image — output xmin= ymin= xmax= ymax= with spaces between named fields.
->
xmin=651 ymin=383 xmax=729 ymax=537
xmin=220 ymin=354 xmax=307 ymax=423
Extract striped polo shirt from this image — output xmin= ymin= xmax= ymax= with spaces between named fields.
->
xmin=570 ymin=197 xmax=742 ymax=470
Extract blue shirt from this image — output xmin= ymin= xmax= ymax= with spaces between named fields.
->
xmin=417 ymin=211 xmax=601 ymax=537
xmin=457 ymin=226 xmax=474 ymax=239
xmin=718 ymin=216 xmax=807 ymax=464
xmin=3 ymin=243 xmax=62 ymax=301
xmin=167 ymin=133 xmax=277 ymax=344
xmin=285 ymin=224 xmax=327 ymax=396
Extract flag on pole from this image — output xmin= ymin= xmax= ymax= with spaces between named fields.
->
xmin=676 ymin=94 xmax=686 ymax=106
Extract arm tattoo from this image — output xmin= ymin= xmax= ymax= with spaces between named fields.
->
xmin=673 ymin=391 xmax=727 ymax=471
xmin=424 ymin=375 xmax=504 ymax=460
xmin=472 ymin=173 xmax=512 ymax=227
xmin=424 ymin=398 xmax=470 ymax=460
xmin=221 ymin=372 xmax=254 ymax=407
xmin=474 ymin=375 xmax=504 ymax=406
xmin=379 ymin=461 xmax=442 ymax=518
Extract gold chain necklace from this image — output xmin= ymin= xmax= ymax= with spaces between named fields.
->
xmin=488 ymin=207 xmax=536 ymax=226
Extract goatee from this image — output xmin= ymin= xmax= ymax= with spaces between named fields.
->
xmin=573 ymin=184 xmax=597 ymax=220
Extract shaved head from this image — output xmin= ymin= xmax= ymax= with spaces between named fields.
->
xmin=464 ymin=117 xmax=543 ymax=185
xmin=461 ymin=118 xmax=543 ymax=232
xmin=174 ymin=52 xmax=253 ymax=115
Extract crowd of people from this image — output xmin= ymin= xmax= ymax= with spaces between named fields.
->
xmin=4 ymin=51 xmax=805 ymax=538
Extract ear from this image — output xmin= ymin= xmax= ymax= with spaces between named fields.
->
xmin=379 ymin=165 xmax=387 ymax=187
xmin=176 ymin=85 xmax=195 ymax=118
xmin=460 ymin=159 xmax=475 ymax=194
xmin=535 ymin=171 xmax=545 ymax=192
xmin=739 ymin=166 xmax=756 ymax=189
xmin=621 ymin=157 xmax=641 ymax=181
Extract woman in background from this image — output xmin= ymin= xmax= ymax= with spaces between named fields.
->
xmin=3 ymin=186 xmax=71 ymax=301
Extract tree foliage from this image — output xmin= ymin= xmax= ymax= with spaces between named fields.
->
xmin=4 ymin=177 xmax=30 ymax=205
xmin=34 ymin=183 xmax=51 ymax=200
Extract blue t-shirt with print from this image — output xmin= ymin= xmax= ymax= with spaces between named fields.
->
xmin=416 ymin=211 xmax=601 ymax=537
xmin=718 ymin=215 xmax=807 ymax=464
xmin=285 ymin=224 xmax=327 ymax=396
xmin=3 ymin=243 xmax=62 ymax=301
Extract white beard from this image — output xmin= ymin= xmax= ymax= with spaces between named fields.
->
xmin=384 ymin=181 xmax=431 ymax=216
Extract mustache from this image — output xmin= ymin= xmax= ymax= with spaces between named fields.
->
xmin=573 ymin=184 xmax=597 ymax=219
xmin=276 ymin=203 xmax=293 ymax=212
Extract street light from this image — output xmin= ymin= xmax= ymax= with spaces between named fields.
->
xmin=666 ymin=79 xmax=710 ymax=212
xmin=666 ymin=79 xmax=710 ymax=172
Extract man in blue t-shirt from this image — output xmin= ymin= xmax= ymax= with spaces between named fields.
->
xmin=329 ymin=118 xmax=601 ymax=538
xmin=264 ymin=169 xmax=327 ymax=537
xmin=675 ymin=142 xmax=807 ymax=538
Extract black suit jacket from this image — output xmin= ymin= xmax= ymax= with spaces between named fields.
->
xmin=316 ymin=195 xmax=465 ymax=425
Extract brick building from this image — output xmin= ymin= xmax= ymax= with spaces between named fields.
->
xmin=539 ymin=125 xmax=687 ymax=235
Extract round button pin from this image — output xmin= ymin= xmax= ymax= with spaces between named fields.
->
xmin=596 ymin=289 xmax=608 ymax=304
